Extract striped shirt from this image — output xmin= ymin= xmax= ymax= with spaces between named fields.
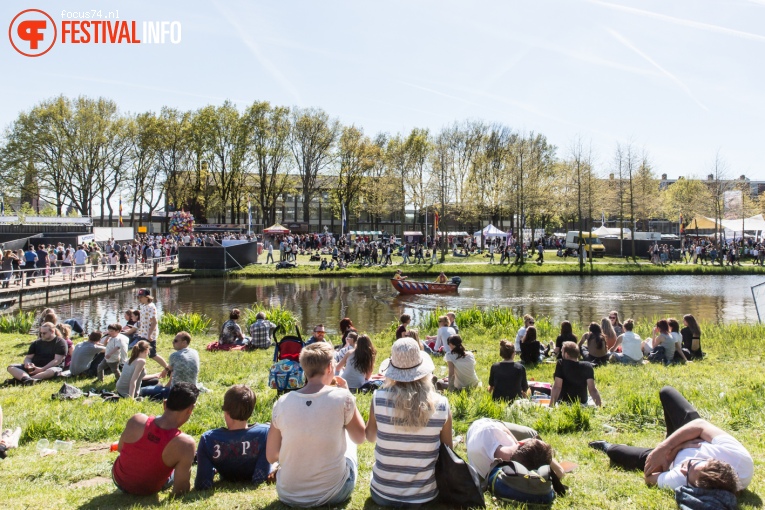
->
xmin=370 ymin=389 xmax=449 ymax=504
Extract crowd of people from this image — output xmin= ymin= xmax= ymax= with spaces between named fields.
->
xmin=0 ymin=298 xmax=754 ymax=508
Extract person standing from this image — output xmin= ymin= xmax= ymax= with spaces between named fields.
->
xmin=23 ymin=245 xmax=38 ymax=285
xmin=265 ymin=241 xmax=274 ymax=264
xmin=135 ymin=288 xmax=169 ymax=371
xmin=73 ymin=245 xmax=88 ymax=280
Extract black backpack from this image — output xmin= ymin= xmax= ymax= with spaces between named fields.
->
xmin=435 ymin=443 xmax=485 ymax=508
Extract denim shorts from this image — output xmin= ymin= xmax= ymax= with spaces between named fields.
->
xmin=325 ymin=456 xmax=357 ymax=505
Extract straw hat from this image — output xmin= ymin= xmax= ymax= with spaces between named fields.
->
xmin=383 ymin=338 xmax=435 ymax=382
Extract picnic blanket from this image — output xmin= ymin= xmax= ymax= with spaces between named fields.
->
xmin=206 ymin=341 xmax=247 ymax=352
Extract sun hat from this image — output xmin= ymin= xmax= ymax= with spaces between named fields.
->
xmin=384 ymin=338 xmax=435 ymax=382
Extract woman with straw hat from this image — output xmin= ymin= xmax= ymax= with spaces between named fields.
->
xmin=365 ymin=338 xmax=453 ymax=507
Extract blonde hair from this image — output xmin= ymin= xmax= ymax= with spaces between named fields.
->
xmin=299 ymin=342 xmax=334 ymax=378
xmin=56 ymin=323 xmax=72 ymax=340
xmin=601 ymin=317 xmax=616 ymax=342
xmin=383 ymin=376 xmax=439 ymax=429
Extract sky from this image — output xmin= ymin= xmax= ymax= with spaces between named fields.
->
xmin=2 ymin=0 xmax=765 ymax=180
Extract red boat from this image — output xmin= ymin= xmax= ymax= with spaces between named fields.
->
xmin=390 ymin=277 xmax=461 ymax=295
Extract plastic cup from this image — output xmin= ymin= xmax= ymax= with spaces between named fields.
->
xmin=54 ymin=440 xmax=73 ymax=451
xmin=36 ymin=439 xmax=49 ymax=451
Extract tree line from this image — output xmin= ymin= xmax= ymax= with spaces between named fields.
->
xmin=0 ymin=95 xmax=757 ymax=235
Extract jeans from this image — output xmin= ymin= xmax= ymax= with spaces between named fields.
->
xmin=140 ymin=385 xmax=171 ymax=401
xmin=612 ymin=353 xmax=642 ymax=364
xmin=605 ymin=386 xmax=700 ymax=470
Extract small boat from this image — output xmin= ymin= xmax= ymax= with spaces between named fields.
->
xmin=391 ymin=277 xmax=461 ymax=295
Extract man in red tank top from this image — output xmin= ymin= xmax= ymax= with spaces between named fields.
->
xmin=112 ymin=382 xmax=199 ymax=495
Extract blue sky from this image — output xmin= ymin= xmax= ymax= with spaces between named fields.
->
xmin=2 ymin=0 xmax=764 ymax=180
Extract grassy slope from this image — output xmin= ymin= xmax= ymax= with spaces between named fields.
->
xmin=221 ymin=251 xmax=765 ymax=278
xmin=0 ymin=319 xmax=763 ymax=510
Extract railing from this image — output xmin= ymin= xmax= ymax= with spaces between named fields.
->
xmin=0 ymin=254 xmax=176 ymax=291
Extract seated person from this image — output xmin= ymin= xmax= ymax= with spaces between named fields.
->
xmin=97 ymin=323 xmax=129 ymax=381
xmin=425 ymin=315 xmax=456 ymax=354
xmin=141 ymin=332 xmax=200 ymax=401
xmin=0 ymin=405 xmax=22 ymax=459
xmin=7 ymin=323 xmax=67 ymax=384
xmin=395 ymin=314 xmax=419 ymax=342
xmin=434 ymin=271 xmax=448 ymax=283
xmin=116 ymin=341 xmax=150 ymax=399
xmin=437 ymin=335 xmax=479 ymax=392
xmin=334 ymin=331 xmax=357 ymax=364
xmin=219 ymin=309 xmax=246 ymax=345
xmin=393 ymin=269 xmax=407 ymax=280
xmin=609 ymin=319 xmax=643 ymax=364
xmin=305 ymin=324 xmax=327 ymax=345
xmin=466 ymin=418 xmax=565 ymax=485
xmin=112 ymin=382 xmax=200 ymax=495
xmin=121 ymin=309 xmax=138 ymax=342
xmin=56 ymin=323 xmax=74 ymax=371
xmin=335 ymin=335 xmax=383 ymax=390
xmin=488 ymin=340 xmax=528 ymax=401
xmin=589 ymin=386 xmax=753 ymax=495
xmin=319 ymin=258 xmax=328 ymax=270
xmin=195 ymin=385 xmax=274 ymax=490
xmin=69 ymin=331 xmax=106 ymax=378
xmin=519 ymin=326 xmax=543 ymax=365
xmin=549 ymin=342 xmax=601 ymax=407
xmin=266 ymin=343 xmax=366 ymax=507
xmin=248 ymin=312 xmax=277 ymax=350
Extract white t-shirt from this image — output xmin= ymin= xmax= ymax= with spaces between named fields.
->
xmin=657 ymin=434 xmax=754 ymax=490
xmin=620 ymin=331 xmax=643 ymax=360
xmin=272 ymin=386 xmax=357 ymax=507
xmin=444 ymin=351 xmax=479 ymax=389
xmin=434 ymin=326 xmax=456 ymax=353
xmin=104 ymin=333 xmax=129 ymax=363
xmin=514 ymin=326 xmax=527 ymax=352
xmin=466 ymin=418 xmax=518 ymax=479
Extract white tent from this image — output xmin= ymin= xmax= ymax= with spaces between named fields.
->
xmin=473 ymin=224 xmax=507 ymax=237
xmin=592 ymin=226 xmax=631 ymax=238
xmin=720 ymin=214 xmax=765 ymax=234
xmin=473 ymin=224 xmax=510 ymax=246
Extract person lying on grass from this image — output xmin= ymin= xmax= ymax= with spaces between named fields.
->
xmin=112 ymin=382 xmax=200 ymax=496
xmin=466 ymin=418 xmax=566 ymax=486
xmin=589 ymin=386 xmax=753 ymax=494
xmin=7 ymin=322 xmax=66 ymax=385
xmin=195 ymin=384 xmax=274 ymax=490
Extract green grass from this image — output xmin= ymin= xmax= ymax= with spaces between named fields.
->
xmin=221 ymin=251 xmax=765 ymax=279
xmin=158 ymin=312 xmax=213 ymax=335
xmin=0 ymin=313 xmax=764 ymax=509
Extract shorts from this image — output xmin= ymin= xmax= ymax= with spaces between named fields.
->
xmin=10 ymin=364 xmax=62 ymax=375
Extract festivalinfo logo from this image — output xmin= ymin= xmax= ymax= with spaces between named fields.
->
xmin=9 ymin=8 xmax=182 ymax=57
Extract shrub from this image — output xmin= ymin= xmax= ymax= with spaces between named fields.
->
xmin=0 ymin=310 xmax=36 ymax=334
xmin=243 ymin=304 xmax=297 ymax=334
xmin=158 ymin=312 xmax=212 ymax=335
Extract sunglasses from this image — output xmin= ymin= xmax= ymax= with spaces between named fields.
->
xmin=686 ymin=458 xmax=707 ymax=487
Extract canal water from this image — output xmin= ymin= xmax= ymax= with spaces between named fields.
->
xmin=43 ymin=274 xmax=763 ymax=335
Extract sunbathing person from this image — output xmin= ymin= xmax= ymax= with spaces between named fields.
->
xmin=7 ymin=323 xmax=67 ymax=384
xmin=589 ymin=386 xmax=753 ymax=497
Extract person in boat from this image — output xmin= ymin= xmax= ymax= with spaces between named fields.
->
xmin=393 ymin=269 xmax=407 ymax=281
xmin=434 ymin=272 xmax=448 ymax=284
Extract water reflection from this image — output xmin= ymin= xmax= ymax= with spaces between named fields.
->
xmin=42 ymin=274 xmax=762 ymax=334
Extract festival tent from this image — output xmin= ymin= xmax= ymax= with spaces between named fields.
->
xmin=592 ymin=226 xmax=631 ymax=238
xmin=263 ymin=223 xmax=290 ymax=234
xmin=473 ymin=224 xmax=507 ymax=238
xmin=686 ymin=216 xmax=720 ymax=230
xmin=720 ymin=214 xmax=765 ymax=233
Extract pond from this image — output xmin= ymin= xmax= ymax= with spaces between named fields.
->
xmin=43 ymin=274 xmax=763 ymax=336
